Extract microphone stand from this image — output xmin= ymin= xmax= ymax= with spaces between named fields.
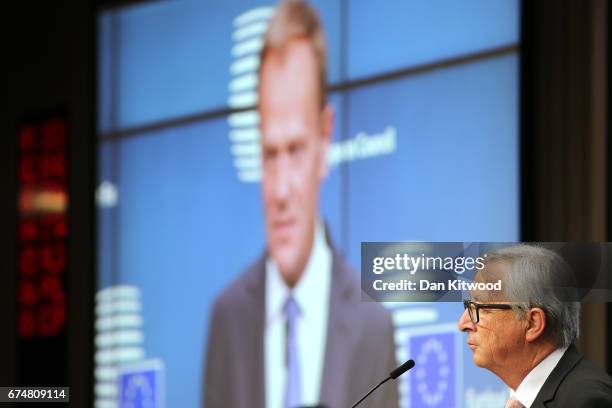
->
xmin=350 ymin=359 xmax=415 ymax=408
xmin=350 ymin=376 xmax=391 ymax=408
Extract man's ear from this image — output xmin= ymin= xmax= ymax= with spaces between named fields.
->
xmin=525 ymin=307 xmax=547 ymax=343
xmin=318 ymin=103 xmax=334 ymax=179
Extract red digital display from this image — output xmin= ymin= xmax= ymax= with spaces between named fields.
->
xmin=16 ymin=117 xmax=68 ymax=339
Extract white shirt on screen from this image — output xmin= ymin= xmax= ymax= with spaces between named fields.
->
xmin=265 ymin=221 xmax=332 ymax=408
xmin=510 ymin=346 xmax=568 ymax=408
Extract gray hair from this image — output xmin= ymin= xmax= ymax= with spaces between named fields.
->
xmin=481 ymin=244 xmax=580 ymax=348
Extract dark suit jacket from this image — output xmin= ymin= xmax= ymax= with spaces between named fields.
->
xmin=203 ymin=244 xmax=399 ymax=408
xmin=531 ymin=344 xmax=612 ymax=407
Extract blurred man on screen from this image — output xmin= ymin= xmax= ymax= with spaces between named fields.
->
xmin=204 ymin=1 xmax=398 ymax=408
xmin=458 ymin=245 xmax=612 ymax=408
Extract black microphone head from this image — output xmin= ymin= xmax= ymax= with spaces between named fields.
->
xmin=389 ymin=359 xmax=415 ymax=379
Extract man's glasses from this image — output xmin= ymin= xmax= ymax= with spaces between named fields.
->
xmin=463 ymin=300 xmax=514 ymax=324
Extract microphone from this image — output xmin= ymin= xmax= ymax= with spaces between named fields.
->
xmin=390 ymin=359 xmax=415 ymax=379
xmin=351 ymin=359 xmax=415 ymax=408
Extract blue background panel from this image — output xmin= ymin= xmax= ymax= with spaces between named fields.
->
xmin=346 ymin=55 xmax=519 ymax=266
xmin=114 ymin=118 xmax=263 ymax=407
xmin=97 ymin=142 xmax=115 ymax=288
xmin=347 ymin=0 xmax=519 ymax=79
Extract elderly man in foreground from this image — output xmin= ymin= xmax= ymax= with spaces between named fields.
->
xmin=458 ymin=244 xmax=612 ymax=408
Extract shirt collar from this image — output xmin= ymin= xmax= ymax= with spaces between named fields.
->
xmin=511 ymin=346 xmax=568 ymax=407
xmin=265 ymin=220 xmax=331 ymax=323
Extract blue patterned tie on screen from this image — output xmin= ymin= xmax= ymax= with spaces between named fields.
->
xmin=284 ymin=296 xmax=301 ymax=408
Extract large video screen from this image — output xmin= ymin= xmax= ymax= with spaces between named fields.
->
xmin=95 ymin=1 xmax=520 ymax=407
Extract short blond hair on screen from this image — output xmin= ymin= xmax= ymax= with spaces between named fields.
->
xmin=260 ymin=0 xmax=328 ymax=108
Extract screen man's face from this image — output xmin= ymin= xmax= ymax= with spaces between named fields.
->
xmin=259 ymin=38 xmax=331 ymax=287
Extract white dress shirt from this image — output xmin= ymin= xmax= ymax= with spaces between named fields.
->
xmin=265 ymin=221 xmax=332 ymax=408
xmin=510 ymin=347 xmax=569 ymax=407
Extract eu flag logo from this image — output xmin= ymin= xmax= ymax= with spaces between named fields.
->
xmin=409 ymin=332 xmax=455 ymax=407
xmin=118 ymin=360 xmax=164 ymax=408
